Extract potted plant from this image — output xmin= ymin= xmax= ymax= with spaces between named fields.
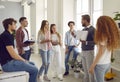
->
xmin=73 ymin=60 xmax=80 ymax=79
xmin=105 ymin=51 xmax=116 ymax=81
xmin=113 ymin=12 xmax=120 ymax=28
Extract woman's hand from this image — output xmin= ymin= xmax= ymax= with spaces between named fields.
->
xmin=89 ymin=64 xmax=95 ymax=74
xmin=65 ymin=48 xmax=69 ymax=54
xmin=46 ymin=39 xmax=52 ymax=42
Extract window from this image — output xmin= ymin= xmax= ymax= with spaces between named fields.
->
xmin=76 ymin=0 xmax=103 ymax=29
xmin=44 ymin=0 xmax=47 ymax=20
xmin=93 ymin=0 xmax=103 ymax=26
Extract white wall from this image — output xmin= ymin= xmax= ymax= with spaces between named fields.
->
xmin=0 ymin=2 xmax=23 ymax=34
xmin=103 ymin=0 xmax=120 ymax=17
xmin=47 ymin=0 xmax=63 ymax=38
xmin=47 ymin=0 xmax=75 ymax=47
xmin=63 ymin=0 xmax=75 ymax=46
xmin=63 ymin=0 xmax=75 ymax=32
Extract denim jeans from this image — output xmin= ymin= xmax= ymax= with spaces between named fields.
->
xmin=94 ymin=63 xmax=110 ymax=82
xmin=21 ymin=49 xmax=31 ymax=60
xmin=38 ymin=49 xmax=51 ymax=76
xmin=2 ymin=60 xmax=38 ymax=82
xmin=65 ymin=46 xmax=79 ymax=72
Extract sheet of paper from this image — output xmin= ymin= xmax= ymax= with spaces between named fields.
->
xmin=76 ymin=30 xmax=88 ymax=41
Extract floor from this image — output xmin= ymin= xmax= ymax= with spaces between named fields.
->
xmin=30 ymin=51 xmax=120 ymax=82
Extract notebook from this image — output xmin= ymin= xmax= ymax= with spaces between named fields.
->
xmin=76 ymin=30 xmax=88 ymax=41
xmin=24 ymin=40 xmax=35 ymax=44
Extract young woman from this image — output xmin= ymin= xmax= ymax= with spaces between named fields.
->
xmin=50 ymin=24 xmax=63 ymax=81
xmin=37 ymin=20 xmax=52 ymax=82
xmin=89 ymin=16 xmax=120 ymax=82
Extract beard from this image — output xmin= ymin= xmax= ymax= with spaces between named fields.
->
xmin=82 ymin=23 xmax=86 ymax=27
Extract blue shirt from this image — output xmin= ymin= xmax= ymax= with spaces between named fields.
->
xmin=65 ymin=30 xmax=79 ymax=46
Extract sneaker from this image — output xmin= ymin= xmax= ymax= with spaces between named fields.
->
xmin=52 ymin=73 xmax=57 ymax=78
xmin=71 ymin=66 xmax=74 ymax=69
xmin=63 ymin=72 xmax=69 ymax=76
xmin=43 ymin=75 xmax=51 ymax=81
xmin=38 ymin=76 xmax=43 ymax=82
xmin=58 ymin=77 xmax=63 ymax=81
xmin=53 ymin=75 xmax=57 ymax=78
xmin=58 ymin=75 xmax=63 ymax=81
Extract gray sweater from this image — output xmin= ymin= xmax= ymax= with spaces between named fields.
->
xmin=81 ymin=26 xmax=95 ymax=51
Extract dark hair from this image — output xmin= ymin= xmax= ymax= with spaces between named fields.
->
xmin=50 ymin=24 xmax=56 ymax=34
xmin=2 ymin=18 xmax=17 ymax=30
xmin=68 ymin=21 xmax=75 ymax=26
xmin=40 ymin=20 xmax=49 ymax=33
xmin=19 ymin=17 xmax=27 ymax=23
xmin=82 ymin=14 xmax=90 ymax=23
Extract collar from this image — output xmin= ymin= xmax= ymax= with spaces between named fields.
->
xmin=86 ymin=25 xmax=92 ymax=28
xmin=69 ymin=29 xmax=75 ymax=32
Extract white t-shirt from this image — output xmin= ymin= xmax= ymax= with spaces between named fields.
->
xmin=96 ymin=42 xmax=111 ymax=65
xmin=22 ymin=29 xmax=30 ymax=51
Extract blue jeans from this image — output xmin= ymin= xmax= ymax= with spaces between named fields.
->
xmin=65 ymin=46 xmax=79 ymax=72
xmin=38 ymin=49 xmax=51 ymax=76
xmin=94 ymin=63 xmax=110 ymax=82
xmin=2 ymin=60 xmax=38 ymax=82
xmin=21 ymin=49 xmax=31 ymax=60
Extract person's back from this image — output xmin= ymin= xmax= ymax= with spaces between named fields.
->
xmin=0 ymin=18 xmax=38 ymax=82
xmin=0 ymin=31 xmax=14 ymax=66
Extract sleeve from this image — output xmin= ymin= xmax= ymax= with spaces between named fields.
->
xmin=16 ymin=30 xmax=29 ymax=47
xmin=3 ymin=34 xmax=13 ymax=46
xmin=37 ymin=31 xmax=42 ymax=44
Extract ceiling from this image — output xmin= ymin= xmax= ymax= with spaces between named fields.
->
xmin=1 ymin=0 xmax=22 ymax=2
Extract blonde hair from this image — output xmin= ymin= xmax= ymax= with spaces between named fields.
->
xmin=39 ymin=20 xmax=49 ymax=34
xmin=95 ymin=16 xmax=120 ymax=50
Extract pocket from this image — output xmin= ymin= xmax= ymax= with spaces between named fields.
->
xmin=13 ymin=60 xmax=24 ymax=66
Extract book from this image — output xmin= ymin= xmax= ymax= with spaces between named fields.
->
xmin=24 ymin=40 xmax=35 ymax=44
xmin=76 ymin=30 xmax=88 ymax=41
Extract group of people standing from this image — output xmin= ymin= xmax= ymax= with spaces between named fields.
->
xmin=0 ymin=14 xmax=120 ymax=82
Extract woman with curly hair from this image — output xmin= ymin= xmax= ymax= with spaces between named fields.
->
xmin=89 ymin=16 xmax=120 ymax=82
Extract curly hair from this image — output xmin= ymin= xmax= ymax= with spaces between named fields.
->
xmin=95 ymin=16 xmax=120 ymax=51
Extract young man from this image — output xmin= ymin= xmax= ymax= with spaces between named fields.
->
xmin=81 ymin=15 xmax=95 ymax=82
xmin=16 ymin=17 xmax=33 ymax=60
xmin=0 ymin=18 xmax=38 ymax=82
xmin=64 ymin=21 xmax=80 ymax=76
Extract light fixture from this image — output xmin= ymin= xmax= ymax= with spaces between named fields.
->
xmin=0 ymin=0 xmax=5 ymax=9
xmin=0 ymin=5 xmax=5 ymax=9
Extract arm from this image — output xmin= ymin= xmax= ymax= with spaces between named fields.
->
xmin=16 ymin=30 xmax=29 ymax=47
xmin=89 ymin=44 xmax=106 ymax=74
xmin=37 ymin=31 xmax=51 ymax=44
xmin=6 ymin=46 xmax=26 ymax=62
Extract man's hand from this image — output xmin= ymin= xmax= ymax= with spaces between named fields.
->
xmin=80 ymin=40 xmax=86 ymax=44
xmin=71 ymin=31 xmax=76 ymax=38
xmin=29 ymin=43 xmax=34 ymax=45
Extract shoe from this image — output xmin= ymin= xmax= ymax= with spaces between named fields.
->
xmin=38 ymin=76 xmax=43 ymax=82
xmin=53 ymin=75 xmax=57 ymax=78
xmin=71 ymin=66 xmax=74 ymax=69
xmin=52 ymin=73 xmax=57 ymax=78
xmin=43 ymin=75 xmax=51 ymax=81
xmin=63 ymin=72 xmax=69 ymax=76
xmin=58 ymin=75 xmax=63 ymax=81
